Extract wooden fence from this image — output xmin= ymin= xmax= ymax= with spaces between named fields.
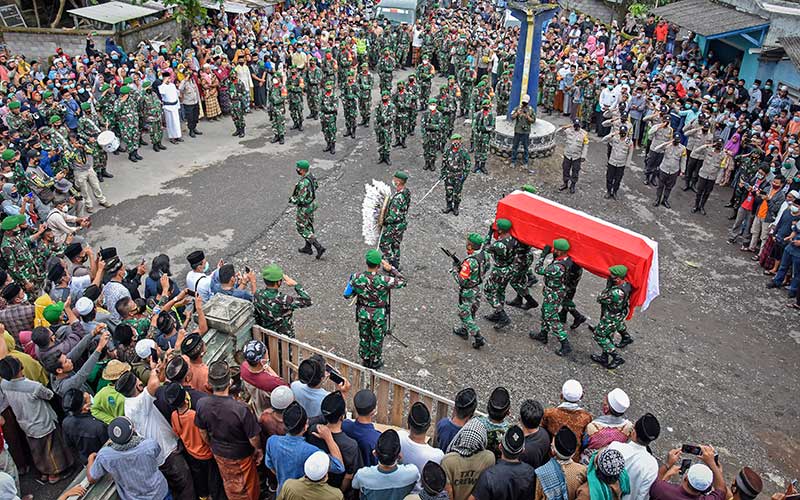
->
xmin=252 ymin=326 xmax=457 ymax=430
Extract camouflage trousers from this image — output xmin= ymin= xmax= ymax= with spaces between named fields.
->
xmin=460 ymin=92 xmax=471 ymax=116
xmin=457 ymin=288 xmax=481 ymax=337
xmin=407 ymin=109 xmax=417 ymax=134
xmin=147 ymin=119 xmax=163 ymax=144
xmin=497 ymin=100 xmax=509 ymax=117
xmin=295 ymin=207 xmax=315 ymax=239
xmin=559 ymin=288 xmax=582 ymax=323
xmin=483 ymin=265 xmax=513 ymax=310
xmin=379 ymin=223 xmax=406 ymax=264
xmin=509 ymin=267 xmax=531 ymax=296
xmin=306 ymin=89 xmax=320 ymax=117
xmin=379 ymin=74 xmax=393 ymax=93
xmin=321 ymin=113 xmax=337 ymax=143
xmin=344 ymin=102 xmax=358 ymax=132
xmin=120 ymin=124 xmax=140 ymax=152
xmin=444 ymin=113 xmax=455 ymax=141
xmin=376 ymin=124 xmax=392 ymax=156
xmin=357 ymin=307 xmax=387 ymax=364
xmin=474 ymin=132 xmax=491 ymax=163
xmin=358 ymin=97 xmax=371 ymax=124
xmin=232 ymin=103 xmax=246 ymax=130
xmin=419 ymin=84 xmax=431 ymax=109
xmin=543 ymin=87 xmax=557 ymax=110
xmin=289 ymin=96 xmax=303 ymax=127
xmin=593 ymin=311 xmax=626 ymax=353
xmin=270 ymin=106 xmax=285 ymax=137
xmin=541 ymin=288 xmax=567 ymax=341
xmin=444 ymin=176 xmax=465 ymax=206
xmin=394 ymin=113 xmax=409 ymax=142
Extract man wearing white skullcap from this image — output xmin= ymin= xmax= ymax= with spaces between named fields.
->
xmin=541 ymin=380 xmax=592 ymax=460
xmin=581 ymin=388 xmax=634 ymax=462
xmin=650 ymin=444 xmax=726 ymax=500
xmin=278 ymin=451 xmax=343 ymax=499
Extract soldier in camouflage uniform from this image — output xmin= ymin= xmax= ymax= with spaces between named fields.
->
xmin=287 ymin=66 xmax=305 ymax=132
xmin=266 ymin=73 xmax=286 ymax=143
xmin=494 ymin=71 xmax=512 ymax=118
xmin=289 ymin=160 xmax=326 ymax=259
xmin=580 ymin=75 xmax=598 ymax=130
xmin=349 ymin=249 xmax=406 ymax=369
xmin=483 ymin=219 xmax=516 ymax=330
xmin=97 ymin=84 xmax=116 ymax=128
xmin=3 ymin=149 xmax=30 ymax=196
xmin=542 ymin=63 xmax=558 ymax=114
xmin=5 ymin=101 xmax=32 ymax=137
xmin=321 ymin=81 xmax=338 ymax=155
xmin=507 ymin=191 xmax=539 ymax=310
xmin=416 ymin=56 xmax=435 ymax=112
xmin=375 ymin=91 xmax=396 ymax=165
xmin=254 ymin=264 xmax=312 ymax=338
xmin=140 ymin=81 xmax=166 ymax=152
xmin=451 ymin=233 xmax=487 ymax=348
xmin=444 ymin=77 xmax=460 ymax=139
xmin=357 ymin=63 xmax=374 ymax=127
xmin=77 ymin=101 xmax=112 ymax=180
xmin=405 ymin=74 xmax=419 ymax=136
xmin=530 ymin=239 xmax=573 ymax=356
xmin=377 ymin=49 xmax=395 ymax=95
xmin=305 ymin=58 xmax=323 ymax=120
xmin=457 ymin=66 xmax=475 ymax=118
xmin=437 ymin=87 xmax=454 ymax=153
xmin=342 ymin=71 xmax=359 ymax=139
xmin=588 ymin=265 xmax=631 ymax=369
xmin=421 ymin=98 xmax=443 ymax=171
xmin=396 ymin=24 xmax=411 ymax=69
xmin=472 ymin=99 xmax=495 ymax=174
xmin=113 ymin=86 xmax=142 ymax=162
xmin=391 ymin=81 xmax=412 ymax=148
xmin=40 ymin=91 xmax=65 ymax=124
xmin=559 ymin=259 xmax=588 ymax=330
xmin=0 ymin=215 xmax=44 ymax=292
xmin=321 ymin=52 xmax=337 ymax=94
xmin=440 ymin=133 xmax=470 ymax=215
xmin=379 ymin=171 xmax=411 ymax=270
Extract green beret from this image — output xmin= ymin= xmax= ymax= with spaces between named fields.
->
xmin=1 ymin=214 xmax=25 ymax=231
xmin=467 ymin=233 xmax=483 ymax=246
xmin=43 ymin=302 xmax=65 ymax=324
xmin=393 ymin=170 xmax=409 ymax=181
xmin=1 ymin=149 xmax=16 ymax=161
xmin=609 ymin=265 xmax=628 ymax=278
xmin=521 ymin=184 xmax=536 ymax=193
xmin=502 ymin=70 xmax=510 ymax=75
xmin=142 ymin=80 xmax=152 ymax=88
xmin=361 ymin=63 xmax=369 ymax=69
xmin=100 ymin=83 xmax=110 ymax=91
xmin=481 ymin=99 xmax=490 ymax=106
xmin=476 ymin=81 xmax=486 ymax=88
xmin=553 ymin=238 xmax=570 ymax=251
xmin=325 ymin=80 xmax=334 ymax=86
xmin=448 ymin=75 xmax=455 ymax=81
xmin=428 ymin=97 xmax=437 ymax=104
xmin=42 ymin=91 xmax=53 ymax=99
xmin=496 ymin=218 xmax=512 ymax=231
xmin=481 ymin=75 xmax=489 ymax=80
xmin=451 ymin=133 xmax=462 ymax=140
xmin=80 ymin=102 xmax=91 ymax=111
xmin=49 ymin=115 xmax=62 ymax=124
xmin=275 ymin=71 xmax=283 ymax=77
xmin=7 ymin=101 xmax=20 ymax=110
xmin=123 ymin=77 xmax=133 ymax=84
xmin=397 ymin=80 xmax=405 ymax=86
xmin=365 ymin=249 xmax=382 ymax=266
xmin=295 ymin=160 xmax=310 ymax=170
xmin=347 ymin=70 xmax=355 ymax=76
xmin=120 ymin=86 xmax=131 ymax=95
xmin=381 ymin=91 xmax=390 ymax=97
xmin=261 ymin=264 xmax=284 ymax=281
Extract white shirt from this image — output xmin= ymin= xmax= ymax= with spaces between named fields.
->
xmin=608 ymin=441 xmax=658 ymax=500
xmin=124 ymin=389 xmax=178 ymax=466
xmin=185 ymin=270 xmax=212 ymax=301
xmin=398 ymin=430 xmax=444 ymax=493
xmin=599 ymin=87 xmax=618 ymax=110
xmin=158 ymin=82 xmax=180 ymax=108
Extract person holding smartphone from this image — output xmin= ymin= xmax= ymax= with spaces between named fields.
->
xmin=649 ymin=444 xmax=726 ymax=500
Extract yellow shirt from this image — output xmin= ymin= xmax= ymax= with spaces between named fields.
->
xmin=3 ymin=332 xmax=48 ymax=385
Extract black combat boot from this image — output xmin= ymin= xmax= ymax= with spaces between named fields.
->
xmin=507 ymin=295 xmax=524 ymax=308
xmin=372 ymin=359 xmax=384 ymax=370
xmin=386 ymin=156 xmax=392 ymax=166
xmin=233 ymin=129 xmax=242 ymax=137
xmin=662 ymin=198 xmax=671 ymax=209
xmin=153 ymin=143 xmax=160 ymax=152
xmin=134 ymin=150 xmax=144 ymax=160
xmin=140 ymin=137 xmax=149 ymax=146
xmin=483 ymin=310 xmax=501 ymax=322
xmin=606 ymin=351 xmax=625 ymax=369
xmin=189 ymin=129 xmax=196 ymax=138
xmin=452 ymin=326 xmax=468 ymax=338
xmin=343 ymin=129 xmax=351 ymax=138
xmin=128 ymin=151 xmax=139 ymax=163
xmin=522 ymin=295 xmax=539 ymax=310
xmin=441 ymin=203 xmax=452 ymax=214
xmin=101 ymin=169 xmax=114 ymax=178
xmin=529 ymin=330 xmax=548 ymax=343
xmin=157 ymin=142 xmax=167 ymax=151
xmin=311 ymin=239 xmax=326 ymax=260
xmin=555 ymin=338 xmax=573 ymax=356
xmin=323 ymin=142 xmax=331 ymax=152
xmin=452 ymin=202 xmax=459 ymax=216
xmin=471 ymin=334 xmax=486 ymax=349
xmin=378 ymin=155 xmax=385 ymax=165
xmin=559 ymin=182 xmax=569 ymax=191
xmin=278 ymin=134 xmax=284 ymax=143
xmin=569 ymin=181 xmax=577 ymax=194
xmin=570 ymin=313 xmax=587 ymax=330
xmin=604 ymin=191 xmax=613 ymax=199
xmin=330 ymin=142 xmax=336 ymax=155
xmin=616 ymin=331 xmax=634 ymax=348
xmin=271 ymin=135 xmax=280 ymax=143
xmin=590 ymin=352 xmax=609 ymax=366
xmin=493 ymin=310 xmax=510 ymax=330
xmin=401 ymin=138 xmax=406 ymax=148
xmin=298 ymin=241 xmax=313 ymax=254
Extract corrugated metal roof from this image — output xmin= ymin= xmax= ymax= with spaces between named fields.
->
xmin=652 ymin=0 xmax=768 ymax=37
xmin=67 ymin=1 xmax=160 ymax=24
xmin=780 ymin=36 xmax=800 ymax=70
xmin=202 ymin=0 xmax=252 ymax=13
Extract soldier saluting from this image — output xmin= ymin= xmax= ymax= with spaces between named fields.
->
xmin=379 ymin=171 xmax=411 ymax=270
xmin=530 ymin=238 xmax=573 ymax=356
xmin=289 ymin=160 xmax=325 ymax=259
xmin=451 ymin=233 xmax=487 ymax=349
xmin=254 ymin=264 xmax=312 ymax=339
xmin=350 ymin=249 xmax=407 ymax=369
xmin=588 ymin=265 xmax=632 ymax=369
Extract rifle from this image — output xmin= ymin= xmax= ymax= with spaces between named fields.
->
xmin=485 ymin=221 xmax=495 ymax=246
xmin=385 ymin=289 xmax=408 ymax=347
xmin=440 ymin=247 xmax=460 ymax=268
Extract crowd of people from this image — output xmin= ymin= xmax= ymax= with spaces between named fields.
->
xmin=0 ymin=0 xmax=796 ymax=498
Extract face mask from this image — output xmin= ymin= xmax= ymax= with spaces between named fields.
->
xmin=791 ymin=206 xmax=800 ymax=214
xmin=203 ymin=261 xmax=210 ymax=273
xmin=757 ymin=173 xmax=765 ymax=179
xmin=21 ymin=293 xmax=28 ymax=302
xmin=684 ymin=103 xmax=691 ymax=109
xmin=78 ymin=88 xmax=85 ymax=94
xmin=111 ymin=55 xmax=118 ymax=60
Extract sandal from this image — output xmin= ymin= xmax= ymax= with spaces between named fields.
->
xmin=764 ymin=270 xmax=776 ymax=276
xmin=786 ymin=303 xmax=800 ymax=309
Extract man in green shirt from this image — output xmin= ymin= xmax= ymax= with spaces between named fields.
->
xmin=278 ymin=451 xmax=344 ymax=500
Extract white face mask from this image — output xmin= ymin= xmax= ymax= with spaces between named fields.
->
xmin=21 ymin=293 xmax=28 ymax=302
xmin=203 ymin=261 xmax=210 ymax=273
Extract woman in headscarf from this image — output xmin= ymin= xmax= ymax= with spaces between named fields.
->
xmin=575 ymin=448 xmax=629 ymax=500
xmin=200 ymin=64 xmax=222 ymax=120
xmin=214 ymin=56 xmax=232 ymax=114
xmin=719 ymin=131 xmax=741 ymax=185
xmin=584 ymin=35 xmax=597 ymax=56
xmin=441 ymin=419 xmax=495 ymax=500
